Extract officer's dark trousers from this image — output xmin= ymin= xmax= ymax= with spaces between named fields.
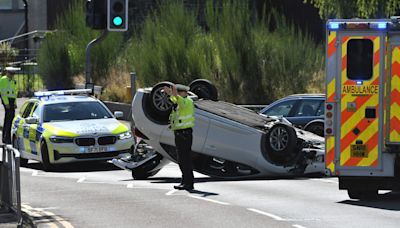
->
xmin=2 ymin=99 xmax=15 ymax=144
xmin=174 ymin=128 xmax=194 ymax=186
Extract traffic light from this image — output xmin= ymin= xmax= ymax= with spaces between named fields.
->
xmin=86 ymin=0 xmax=107 ymax=29
xmin=107 ymin=0 xmax=128 ymax=32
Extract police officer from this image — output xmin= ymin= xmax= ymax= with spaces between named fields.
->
xmin=164 ymin=84 xmax=195 ymax=191
xmin=0 ymin=67 xmax=18 ymax=144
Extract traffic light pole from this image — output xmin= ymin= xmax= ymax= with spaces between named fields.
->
xmin=85 ymin=29 xmax=109 ymax=86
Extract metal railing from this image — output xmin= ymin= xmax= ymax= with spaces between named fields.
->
xmin=0 ymin=144 xmax=22 ymax=225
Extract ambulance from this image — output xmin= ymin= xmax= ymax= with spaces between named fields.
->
xmin=325 ymin=18 xmax=400 ymax=199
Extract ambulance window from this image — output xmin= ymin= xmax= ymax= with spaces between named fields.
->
xmin=347 ymin=39 xmax=373 ymax=80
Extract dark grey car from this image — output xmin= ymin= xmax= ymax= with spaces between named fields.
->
xmin=259 ymin=94 xmax=325 ymax=136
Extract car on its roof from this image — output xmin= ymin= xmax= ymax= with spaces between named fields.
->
xmin=11 ymin=89 xmax=134 ymax=171
xmin=113 ymin=80 xmax=326 ymax=179
xmin=259 ymin=94 xmax=325 ymax=136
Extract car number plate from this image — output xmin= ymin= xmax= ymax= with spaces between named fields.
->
xmin=86 ymin=146 xmax=108 ymax=153
xmin=350 ymin=144 xmax=368 ymax=158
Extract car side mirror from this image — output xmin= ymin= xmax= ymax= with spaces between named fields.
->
xmin=114 ymin=111 xmax=124 ymax=119
xmin=26 ymin=116 xmax=39 ymax=124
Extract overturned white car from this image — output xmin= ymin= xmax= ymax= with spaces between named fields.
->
xmin=113 ymin=80 xmax=326 ymax=179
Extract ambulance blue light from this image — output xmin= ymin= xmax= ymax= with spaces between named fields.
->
xmin=329 ymin=22 xmax=340 ymax=30
xmin=378 ymin=22 xmax=387 ymax=29
xmin=356 ymin=80 xmax=363 ymax=85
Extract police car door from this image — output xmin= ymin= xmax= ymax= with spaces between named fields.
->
xmin=336 ymin=26 xmax=385 ymax=172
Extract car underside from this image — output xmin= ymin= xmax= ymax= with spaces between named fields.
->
xmin=113 ymin=80 xmax=326 ymax=179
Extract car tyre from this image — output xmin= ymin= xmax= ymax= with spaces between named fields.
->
xmin=265 ymin=123 xmax=297 ymax=157
xmin=40 ymin=140 xmax=55 ymax=172
xmin=304 ymin=122 xmax=324 ymax=137
xmin=189 ymin=79 xmax=218 ymax=101
xmin=13 ymin=137 xmax=28 ymax=167
xmin=348 ymin=189 xmax=378 ymax=200
xmin=147 ymin=81 xmax=175 ymax=123
xmin=132 ymin=168 xmax=160 ymax=180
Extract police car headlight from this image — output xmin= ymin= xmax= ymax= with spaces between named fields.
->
xmin=50 ymin=136 xmax=74 ymax=143
xmin=118 ymin=132 xmax=132 ymax=140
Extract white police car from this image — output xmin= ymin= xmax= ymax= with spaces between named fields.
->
xmin=11 ymin=89 xmax=134 ymax=171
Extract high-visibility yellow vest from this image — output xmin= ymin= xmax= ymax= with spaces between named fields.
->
xmin=169 ymin=95 xmax=195 ymax=131
xmin=0 ymin=76 xmax=17 ymax=105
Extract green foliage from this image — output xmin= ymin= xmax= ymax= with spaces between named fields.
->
xmin=37 ymin=0 xmax=123 ymax=90
xmin=305 ymin=0 xmax=400 ymax=18
xmin=38 ymin=32 xmax=73 ymax=89
xmin=0 ymin=42 xmax=18 ymax=69
xmin=127 ymin=0 xmax=324 ymax=104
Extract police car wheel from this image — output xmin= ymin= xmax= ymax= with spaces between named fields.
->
xmin=40 ymin=141 xmax=54 ymax=172
xmin=189 ymin=79 xmax=218 ymax=101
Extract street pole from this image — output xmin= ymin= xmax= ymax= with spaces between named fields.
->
xmin=85 ymin=29 xmax=109 ymax=88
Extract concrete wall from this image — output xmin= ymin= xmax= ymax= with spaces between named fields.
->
xmin=28 ymin=0 xmax=47 ymax=32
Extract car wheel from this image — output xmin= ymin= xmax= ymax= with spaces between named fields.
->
xmin=40 ymin=140 xmax=54 ymax=172
xmin=348 ymin=189 xmax=378 ymax=200
xmin=13 ymin=136 xmax=28 ymax=167
xmin=304 ymin=122 xmax=324 ymax=137
xmin=132 ymin=169 xmax=160 ymax=180
xmin=147 ymin=81 xmax=175 ymax=123
xmin=189 ymin=79 xmax=218 ymax=101
xmin=266 ymin=123 xmax=297 ymax=156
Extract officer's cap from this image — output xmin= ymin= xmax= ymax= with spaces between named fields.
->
xmin=176 ymin=84 xmax=190 ymax=92
xmin=4 ymin=67 xmax=20 ymax=73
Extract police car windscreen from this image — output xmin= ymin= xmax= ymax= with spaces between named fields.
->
xmin=43 ymin=102 xmax=112 ymax=122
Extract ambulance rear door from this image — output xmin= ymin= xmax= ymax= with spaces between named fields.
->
xmin=335 ymin=23 xmax=386 ymax=175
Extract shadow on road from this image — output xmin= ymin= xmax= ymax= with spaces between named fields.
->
xmin=23 ymin=161 xmax=121 ymax=173
xmin=338 ymin=192 xmax=400 ymax=211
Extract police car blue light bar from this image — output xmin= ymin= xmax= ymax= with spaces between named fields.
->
xmin=34 ymin=89 xmax=92 ymax=97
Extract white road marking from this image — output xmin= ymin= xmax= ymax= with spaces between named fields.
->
xmin=188 ymin=195 xmax=230 ymax=205
xmin=32 ymin=170 xmax=38 ymax=176
xmin=247 ymin=208 xmax=284 ymax=221
xmin=127 ymin=183 xmax=134 ymax=188
xmin=77 ymin=177 xmax=86 ymax=183
xmin=165 ymin=189 xmax=178 ymax=196
xmin=293 ymin=224 xmax=307 ymax=228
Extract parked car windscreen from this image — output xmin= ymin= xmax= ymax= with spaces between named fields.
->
xmin=43 ymin=102 xmax=112 ymax=122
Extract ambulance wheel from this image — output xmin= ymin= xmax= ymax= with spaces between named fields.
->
xmin=40 ymin=141 xmax=54 ymax=172
xmin=189 ymin=79 xmax=218 ymax=101
xmin=13 ymin=137 xmax=28 ymax=167
xmin=148 ymin=81 xmax=175 ymax=123
xmin=347 ymin=189 xmax=378 ymax=200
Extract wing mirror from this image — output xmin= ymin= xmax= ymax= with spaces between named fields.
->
xmin=26 ymin=116 xmax=39 ymax=124
xmin=114 ymin=111 xmax=124 ymax=119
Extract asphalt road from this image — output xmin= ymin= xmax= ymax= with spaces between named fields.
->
xmin=19 ymin=161 xmax=400 ymax=228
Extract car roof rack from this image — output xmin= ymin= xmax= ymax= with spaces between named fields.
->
xmin=34 ymin=89 xmax=92 ymax=98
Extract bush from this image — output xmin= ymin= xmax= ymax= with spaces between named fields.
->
xmin=37 ymin=32 xmax=73 ymax=90
xmin=126 ymin=0 xmax=324 ymax=104
xmin=0 ymin=41 xmax=18 ymax=69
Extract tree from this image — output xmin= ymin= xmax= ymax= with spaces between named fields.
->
xmin=0 ymin=42 xmax=18 ymax=69
xmin=305 ymin=0 xmax=400 ymax=18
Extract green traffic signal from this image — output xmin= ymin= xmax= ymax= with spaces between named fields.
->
xmin=113 ymin=16 xmax=123 ymax=26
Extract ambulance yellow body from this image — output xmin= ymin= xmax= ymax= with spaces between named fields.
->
xmin=325 ymin=19 xmax=400 ymax=199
